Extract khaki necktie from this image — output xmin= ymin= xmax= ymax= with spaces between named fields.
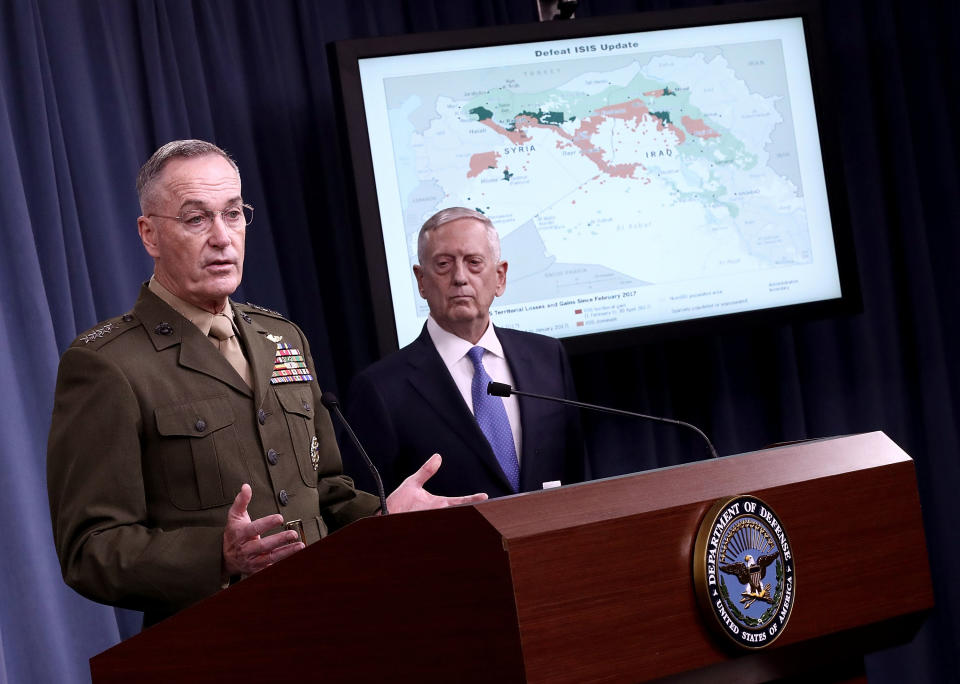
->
xmin=209 ymin=314 xmax=252 ymax=388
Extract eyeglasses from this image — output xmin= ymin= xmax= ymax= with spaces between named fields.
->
xmin=147 ymin=204 xmax=254 ymax=234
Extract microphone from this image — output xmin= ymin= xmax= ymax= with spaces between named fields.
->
xmin=487 ymin=382 xmax=719 ymax=459
xmin=320 ymin=392 xmax=389 ymax=515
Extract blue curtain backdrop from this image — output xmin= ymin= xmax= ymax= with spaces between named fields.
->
xmin=0 ymin=0 xmax=956 ymax=682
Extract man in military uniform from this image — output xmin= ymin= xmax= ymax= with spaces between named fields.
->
xmin=46 ymin=139 xmax=485 ymax=628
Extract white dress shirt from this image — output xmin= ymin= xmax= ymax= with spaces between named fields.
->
xmin=426 ymin=316 xmax=522 ymax=463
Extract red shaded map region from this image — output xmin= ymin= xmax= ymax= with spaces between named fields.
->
xmin=473 ymin=99 xmax=689 ymax=181
xmin=681 ymin=116 xmax=721 ymax=139
xmin=467 ymin=151 xmax=500 ymax=178
xmin=595 ymin=98 xmax=687 ymax=144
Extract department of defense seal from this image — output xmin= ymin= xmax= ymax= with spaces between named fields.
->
xmin=693 ymin=495 xmax=795 ymax=649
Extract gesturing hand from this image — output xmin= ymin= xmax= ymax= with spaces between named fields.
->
xmin=385 ymin=454 xmax=488 ymax=514
xmin=222 ymin=484 xmax=304 ymax=577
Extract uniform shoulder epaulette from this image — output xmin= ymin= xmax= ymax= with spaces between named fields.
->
xmin=73 ymin=312 xmax=138 ymax=349
xmin=241 ymin=301 xmax=286 ymax=319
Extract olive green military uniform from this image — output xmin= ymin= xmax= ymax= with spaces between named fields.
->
xmin=47 ymin=284 xmax=378 ymax=626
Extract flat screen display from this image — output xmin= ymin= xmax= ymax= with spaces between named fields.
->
xmin=332 ymin=0 xmax=858 ymax=354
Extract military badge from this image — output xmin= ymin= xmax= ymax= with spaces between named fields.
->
xmin=245 ymin=301 xmax=282 ymax=316
xmin=80 ymin=322 xmax=116 ymax=344
xmin=693 ymin=495 xmax=795 ymax=649
xmin=266 ymin=333 xmax=283 ymax=343
xmin=270 ymin=342 xmax=314 ymax=384
xmin=310 ymin=436 xmax=320 ymax=471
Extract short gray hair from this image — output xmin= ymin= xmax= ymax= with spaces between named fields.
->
xmin=136 ymin=139 xmax=239 ymax=212
xmin=417 ymin=207 xmax=501 ymax=264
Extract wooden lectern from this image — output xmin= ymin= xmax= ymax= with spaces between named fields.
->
xmin=90 ymin=431 xmax=932 ymax=683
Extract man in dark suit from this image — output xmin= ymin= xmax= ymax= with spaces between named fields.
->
xmin=47 ymin=141 xmax=484 ymax=626
xmin=345 ymin=208 xmax=586 ymax=499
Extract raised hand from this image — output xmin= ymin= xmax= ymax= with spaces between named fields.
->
xmin=385 ymin=454 xmax=488 ymax=514
xmin=222 ymin=484 xmax=304 ymax=577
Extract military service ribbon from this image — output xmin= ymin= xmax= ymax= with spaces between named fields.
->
xmin=270 ymin=342 xmax=314 ymax=384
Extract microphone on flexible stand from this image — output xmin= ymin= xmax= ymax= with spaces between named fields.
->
xmin=487 ymin=381 xmax=719 ymax=459
xmin=320 ymin=392 xmax=389 ymax=515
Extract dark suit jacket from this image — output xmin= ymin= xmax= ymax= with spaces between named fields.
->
xmin=343 ymin=325 xmax=586 ymax=499
xmin=47 ymin=285 xmax=378 ymax=625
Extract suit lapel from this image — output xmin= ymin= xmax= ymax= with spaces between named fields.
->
xmin=499 ymin=327 xmax=543 ymax=480
xmin=232 ymin=302 xmax=279 ymax=408
xmin=134 ymin=286 xmax=252 ymax=397
xmin=178 ymin=333 xmax=252 ymax=396
xmin=407 ymin=327 xmax=515 ymax=492
xmin=405 ymin=330 xmax=477 ymax=441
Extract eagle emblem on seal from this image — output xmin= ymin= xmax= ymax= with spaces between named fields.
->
xmin=720 ymin=553 xmax=779 ymax=608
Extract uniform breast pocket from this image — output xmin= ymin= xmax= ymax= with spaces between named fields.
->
xmin=155 ymin=396 xmax=247 ymax=510
xmin=277 ymin=388 xmax=319 ymax=487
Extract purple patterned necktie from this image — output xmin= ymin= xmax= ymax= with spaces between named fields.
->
xmin=467 ymin=346 xmax=519 ymax=492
